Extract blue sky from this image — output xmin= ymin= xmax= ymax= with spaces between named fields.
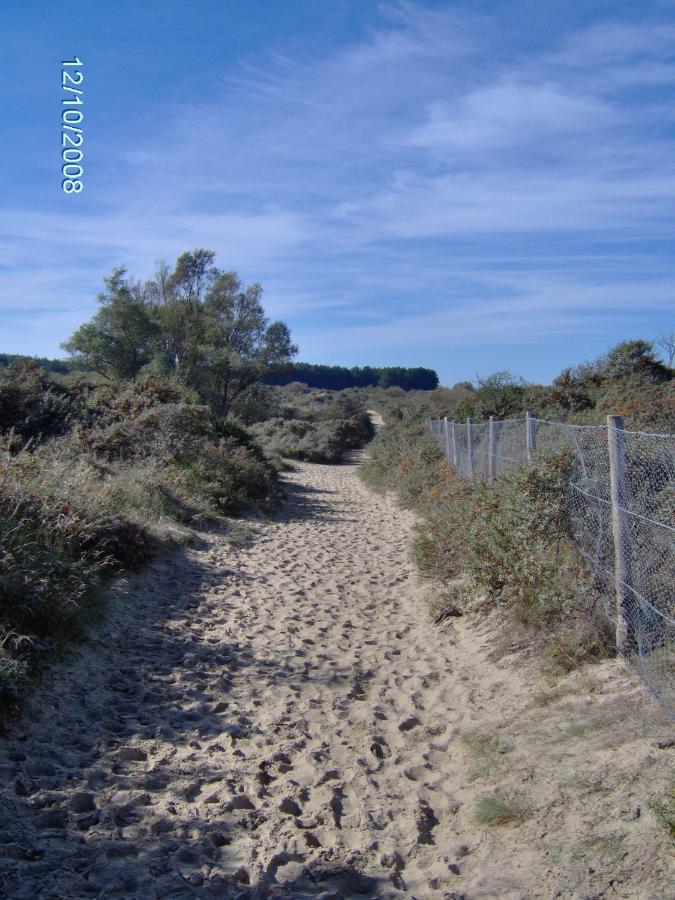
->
xmin=2 ymin=0 xmax=674 ymax=387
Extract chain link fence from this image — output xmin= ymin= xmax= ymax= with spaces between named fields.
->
xmin=428 ymin=414 xmax=675 ymax=719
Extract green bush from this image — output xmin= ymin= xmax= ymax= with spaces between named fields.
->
xmin=249 ymin=390 xmax=374 ymax=463
xmin=0 ymin=363 xmax=85 ymax=443
xmin=78 ymin=403 xmax=215 ymax=461
xmin=228 ymin=382 xmax=283 ymax=424
xmin=0 ymin=367 xmax=204 ymax=452
xmin=182 ymin=437 xmax=284 ymax=514
xmin=0 ymin=485 xmax=152 ymax=714
xmin=250 ymin=417 xmax=341 ymax=462
xmin=360 ymin=337 xmax=674 ymax=432
xmin=360 ymin=419 xmax=444 ymax=508
xmin=362 ymin=421 xmax=614 ymax=670
xmin=0 ymin=370 xmax=284 ymax=716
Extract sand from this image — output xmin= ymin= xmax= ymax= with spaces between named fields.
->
xmin=0 ymin=450 xmax=673 ymax=898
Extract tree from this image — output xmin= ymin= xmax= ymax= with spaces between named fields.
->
xmin=62 ymin=250 xmax=298 ymax=407
xmin=604 ymin=339 xmax=659 ymax=378
xmin=466 ymin=371 xmax=527 ymax=418
xmin=261 ymin=322 xmax=297 ymax=369
xmin=263 ymin=363 xmax=439 ymax=390
xmin=600 ymin=339 xmax=670 ymax=383
xmin=145 ymin=253 xmax=216 ymax=374
xmin=194 ymin=286 xmax=298 ymax=413
xmin=62 ymin=268 xmax=158 ymax=379
xmin=144 ymin=250 xmax=298 ymax=412
xmin=170 ymin=249 xmax=217 ymax=305
xmin=656 ymin=331 xmax=675 ymax=368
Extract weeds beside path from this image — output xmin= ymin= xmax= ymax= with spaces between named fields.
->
xmin=0 ymin=454 xmax=672 ymax=898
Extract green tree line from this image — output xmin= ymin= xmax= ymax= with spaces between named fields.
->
xmin=264 ymin=362 xmax=439 ymax=391
xmin=0 ymin=354 xmax=70 ymax=374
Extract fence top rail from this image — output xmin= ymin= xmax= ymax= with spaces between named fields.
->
xmin=430 ymin=416 xmax=674 ymax=439
xmin=619 ymin=428 xmax=675 ymax=439
xmin=431 ymin=417 xmax=527 ymax=424
xmin=431 ymin=416 xmax=602 ymax=427
xmin=530 ymin=417 xmax=606 ymax=430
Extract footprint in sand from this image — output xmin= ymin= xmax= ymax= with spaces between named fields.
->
xmin=2 ymin=450 xmax=665 ymax=900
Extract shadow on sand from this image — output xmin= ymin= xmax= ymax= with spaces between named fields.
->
xmin=0 ymin=472 xmax=392 ymax=899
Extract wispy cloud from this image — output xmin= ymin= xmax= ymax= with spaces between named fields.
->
xmin=2 ymin=3 xmax=675 ymax=381
xmin=406 ymin=82 xmax=612 ymax=152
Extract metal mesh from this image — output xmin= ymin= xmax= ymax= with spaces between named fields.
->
xmin=493 ymin=418 xmax=526 ymax=475
xmin=427 ymin=416 xmax=675 ymax=719
xmin=472 ymin=422 xmax=490 ymax=483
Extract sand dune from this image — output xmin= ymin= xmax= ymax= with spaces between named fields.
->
xmin=0 ymin=451 xmax=672 ymax=898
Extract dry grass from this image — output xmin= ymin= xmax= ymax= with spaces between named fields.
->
xmin=362 ymin=421 xmax=615 ymax=673
xmin=460 ymin=728 xmax=514 ymax=782
xmin=650 ymin=786 xmax=675 ymax=844
xmin=0 ymin=369 xmax=285 ymax=716
xmin=473 ymin=794 xmax=530 ymax=827
xmin=248 ymin=389 xmax=374 ymax=463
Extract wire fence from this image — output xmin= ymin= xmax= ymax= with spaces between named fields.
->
xmin=428 ymin=414 xmax=675 ymax=719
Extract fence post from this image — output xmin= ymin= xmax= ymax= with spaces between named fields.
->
xmin=607 ymin=415 xmax=635 ymax=657
xmin=466 ymin=418 xmax=474 ymax=479
xmin=525 ymin=411 xmax=536 ymax=463
xmin=451 ymin=420 xmax=458 ymax=468
xmin=488 ymin=416 xmax=497 ymax=483
xmin=443 ymin=417 xmax=452 ymax=462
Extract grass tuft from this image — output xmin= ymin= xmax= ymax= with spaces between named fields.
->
xmin=0 ymin=368 xmax=286 ymax=717
xmin=649 ymin=787 xmax=675 ymax=844
xmin=473 ymin=794 xmax=529 ymax=827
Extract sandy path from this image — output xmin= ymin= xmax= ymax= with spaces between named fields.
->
xmin=0 ymin=453 xmax=672 ymax=899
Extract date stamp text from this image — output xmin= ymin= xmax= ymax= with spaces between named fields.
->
xmin=61 ymin=57 xmax=84 ymax=193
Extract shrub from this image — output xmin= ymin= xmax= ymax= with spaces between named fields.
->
xmin=0 ymin=363 xmax=84 ymax=443
xmin=228 ymin=382 xmax=282 ymax=424
xmin=360 ymin=419 xmax=444 ymax=508
xmin=0 ymin=371 xmax=283 ymax=716
xmin=473 ymin=794 xmax=529 ymax=826
xmin=182 ymin=437 xmax=284 ymax=514
xmin=362 ymin=421 xmax=614 ymax=670
xmin=361 ymin=337 xmax=674 ymax=432
xmin=77 ymin=403 xmax=215 ymax=461
xmin=421 ymin=454 xmax=613 ymax=663
xmin=250 ymin=417 xmax=343 ymax=462
xmin=0 ymin=656 xmax=28 ymax=715
xmin=0 ymin=486 xmax=132 ymax=715
xmin=285 ymin=381 xmax=310 ymax=394
xmin=249 ymin=391 xmax=374 ymax=463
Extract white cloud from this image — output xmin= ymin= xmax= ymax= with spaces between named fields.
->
xmin=550 ymin=22 xmax=675 ymax=68
xmin=296 ymin=275 xmax=675 ymax=355
xmin=407 ymin=81 xmax=612 ymax=152
xmin=334 ymin=167 xmax=675 ymax=240
xmin=2 ymin=4 xmax=675 ymax=368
